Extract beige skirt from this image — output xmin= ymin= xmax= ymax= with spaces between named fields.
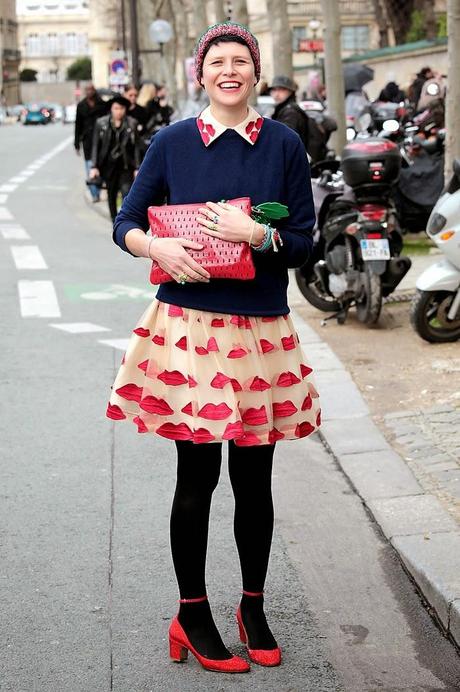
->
xmin=106 ymin=299 xmax=321 ymax=446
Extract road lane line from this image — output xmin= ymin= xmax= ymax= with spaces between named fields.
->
xmin=0 ymin=184 xmax=17 ymax=193
xmin=50 ymin=322 xmax=112 ymax=334
xmin=98 ymin=338 xmax=131 ymax=351
xmin=0 ymin=225 xmax=30 ymax=240
xmin=0 ymin=207 xmax=13 ymax=220
xmin=11 ymin=245 xmax=48 ymax=269
xmin=9 ymin=176 xmax=27 ymax=184
xmin=0 ymin=195 xmax=7 ymax=205
xmin=18 ymin=280 xmax=61 ymax=318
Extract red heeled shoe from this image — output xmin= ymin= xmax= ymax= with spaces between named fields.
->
xmin=236 ymin=590 xmax=282 ymax=667
xmin=169 ymin=596 xmax=250 ymax=674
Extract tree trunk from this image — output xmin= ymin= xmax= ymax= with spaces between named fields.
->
xmin=320 ymin=0 xmax=346 ymax=153
xmin=266 ymin=0 xmax=292 ymax=76
xmin=372 ymin=0 xmax=390 ymax=48
xmin=231 ymin=0 xmax=248 ymax=26
xmin=445 ymin=0 xmax=460 ymax=177
xmin=192 ymin=0 xmax=209 ymax=37
xmin=213 ymin=0 xmax=227 ymax=23
xmin=383 ymin=0 xmax=414 ymax=44
xmin=417 ymin=0 xmax=437 ymax=40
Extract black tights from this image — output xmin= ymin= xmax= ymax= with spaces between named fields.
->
xmin=170 ymin=440 xmax=277 ymax=658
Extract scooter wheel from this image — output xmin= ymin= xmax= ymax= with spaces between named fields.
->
xmin=410 ymin=289 xmax=460 ymax=343
xmin=355 ymin=266 xmax=382 ymax=326
xmin=294 ymin=268 xmax=340 ymax=313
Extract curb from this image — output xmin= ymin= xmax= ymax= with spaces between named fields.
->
xmin=83 ymin=190 xmax=111 ymax=221
xmin=288 ymin=277 xmax=460 ymax=651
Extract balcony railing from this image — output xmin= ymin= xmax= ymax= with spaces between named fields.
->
xmin=288 ymin=0 xmax=375 ymax=15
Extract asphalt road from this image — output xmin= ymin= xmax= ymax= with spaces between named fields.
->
xmin=1 ymin=123 xmax=459 ymax=692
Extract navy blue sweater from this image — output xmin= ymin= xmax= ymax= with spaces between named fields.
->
xmin=113 ymin=116 xmax=315 ymax=315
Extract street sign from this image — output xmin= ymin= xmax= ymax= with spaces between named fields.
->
xmin=109 ymin=56 xmax=129 ymax=87
xmin=298 ymin=38 xmax=324 ymax=53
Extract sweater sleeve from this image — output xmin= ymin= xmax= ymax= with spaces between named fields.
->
xmin=273 ymin=134 xmax=315 ymax=268
xmin=112 ymin=133 xmax=167 ymax=253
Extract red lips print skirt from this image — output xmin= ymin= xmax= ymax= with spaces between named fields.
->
xmin=106 ymin=300 xmax=321 ymax=446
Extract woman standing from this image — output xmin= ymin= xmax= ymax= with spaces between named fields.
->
xmin=107 ymin=22 xmax=320 ymax=674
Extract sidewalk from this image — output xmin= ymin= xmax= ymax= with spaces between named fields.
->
xmin=89 ymin=193 xmax=460 ymax=648
xmin=288 ymin=275 xmax=460 ymax=651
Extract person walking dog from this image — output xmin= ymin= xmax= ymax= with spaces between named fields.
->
xmin=106 ymin=22 xmax=320 ymax=674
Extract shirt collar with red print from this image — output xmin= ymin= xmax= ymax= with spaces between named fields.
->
xmin=196 ymin=106 xmax=264 ymax=147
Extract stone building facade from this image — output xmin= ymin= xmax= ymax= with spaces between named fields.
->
xmin=0 ymin=0 xmax=20 ymax=104
xmin=16 ymin=0 xmax=90 ymax=83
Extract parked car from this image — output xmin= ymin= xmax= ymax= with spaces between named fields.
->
xmin=23 ymin=103 xmax=52 ymax=125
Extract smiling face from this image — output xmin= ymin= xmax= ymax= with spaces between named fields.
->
xmin=201 ymin=41 xmax=256 ymax=109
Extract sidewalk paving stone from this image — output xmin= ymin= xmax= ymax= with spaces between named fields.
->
xmin=366 ymin=494 xmax=459 ymax=539
xmin=391 ymin=531 xmax=460 ymax=632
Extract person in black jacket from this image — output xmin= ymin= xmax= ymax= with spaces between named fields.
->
xmin=90 ymin=95 xmax=141 ymax=222
xmin=74 ymin=83 xmax=109 ymax=202
xmin=269 ymin=75 xmax=309 ymax=153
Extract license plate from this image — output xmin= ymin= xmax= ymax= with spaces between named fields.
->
xmin=360 ymin=238 xmax=390 ymax=261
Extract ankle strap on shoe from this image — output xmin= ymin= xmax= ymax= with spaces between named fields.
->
xmin=242 ymin=589 xmax=264 ymax=597
xmin=179 ymin=595 xmax=208 ymax=603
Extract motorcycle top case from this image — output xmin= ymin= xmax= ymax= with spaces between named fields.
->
xmin=341 ymin=138 xmax=401 ymax=190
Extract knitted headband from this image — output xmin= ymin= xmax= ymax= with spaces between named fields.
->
xmin=194 ymin=22 xmax=261 ymax=84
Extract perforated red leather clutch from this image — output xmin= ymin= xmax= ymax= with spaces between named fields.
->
xmin=147 ymin=197 xmax=256 ymax=284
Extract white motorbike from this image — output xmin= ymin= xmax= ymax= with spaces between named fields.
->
xmin=410 ymin=159 xmax=460 ymax=342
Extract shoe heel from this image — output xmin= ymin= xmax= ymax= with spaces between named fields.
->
xmin=237 ymin=614 xmax=247 ymax=644
xmin=169 ymin=637 xmax=188 ymax=662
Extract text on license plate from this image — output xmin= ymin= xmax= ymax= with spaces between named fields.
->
xmin=360 ymin=238 xmax=390 ymax=260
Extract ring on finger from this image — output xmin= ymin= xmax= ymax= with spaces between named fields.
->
xmin=210 ymin=222 xmax=218 ymax=231
xmin=177 ymin=272 xmax=188 ymax=284
xmin=212 ymin=214 xmax=219 ymax=224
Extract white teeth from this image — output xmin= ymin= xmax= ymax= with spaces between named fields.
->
xmin=220 ymin=82 xmax=240 ymax=88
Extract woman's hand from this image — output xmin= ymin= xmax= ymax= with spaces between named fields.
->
xmin=196 ymin=201 xmax=262 ymax=244
xmin=149 ymin=237 xmax=210 ymax=283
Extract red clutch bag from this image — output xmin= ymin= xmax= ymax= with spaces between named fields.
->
xmin=147 ymin=197 xmax=256 ymax=284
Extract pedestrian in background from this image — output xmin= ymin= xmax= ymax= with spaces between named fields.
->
xmin=269 ymin=75 xmax=310 ymax=154
xmin=408 ymin=66 xmax=434 ymax=110
xmin=74 ymin=83 xmax=108 ymax=203
xmin=124 ymin=83 xmax=147 ymax=129
xmin=107 ymin=21 xmax=320 ymax=675
xmin=90 ymin=95 xmax=140 ymax=222
xmin=144 ymin=83 xmax=174 ymax=139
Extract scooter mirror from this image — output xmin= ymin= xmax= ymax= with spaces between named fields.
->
xmin=382 ymin=119 xmax=399 ymax=133
xmin=453 ymin=158 xmax=460 ymax=179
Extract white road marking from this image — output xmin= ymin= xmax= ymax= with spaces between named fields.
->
xmin=27 ymin=184 xmax=70 ymax=191
xmin=0 ymin=184 xmax=17 ymax=193
xmin=0 ymin=195 xmax=7 ymax=204
xmin=0 ymin=207 xmax=13 ymax=220
xmin=11 ymin=245 xmax=48 ymax=269
xmin=50 ymin=322 xmax=112 ymax=334
xmin=18 ymin=280 xmax=61 ymax=318
xmin=98 ymin=338 xmax=131 ymax=351
xmin=9 ymin=176 xmax=27 ymax=184
xmin=0 ymin=225 xmax=30 ymax=240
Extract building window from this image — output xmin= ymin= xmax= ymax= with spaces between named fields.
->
xmin=292 ymin=25 xmax=307 ymax=52
xmin=341 ymin=25 xmax=370 ymax=53
xmin=64 ymin=32 xmax=78 ymax=54
xmin=25 ymin=32 xmax=41 ymax=55
xmin=47 ymin=32 xmax=59 ymax=54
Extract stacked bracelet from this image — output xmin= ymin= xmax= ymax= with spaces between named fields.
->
xmin=251 ymin=223 xmax=283 ymax=253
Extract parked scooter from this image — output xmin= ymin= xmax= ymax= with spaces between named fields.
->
xmin=410 ymin=159 xmax=460 ymax=342
xmin=296 ymin=138 xmax=411 ymax=326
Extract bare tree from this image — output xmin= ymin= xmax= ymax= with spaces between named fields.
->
xmin=192 ymin=0 xmax=209 ymax=37
xmin=445 ymin=0 xmax=460 ymax=176
xmin=383 ymin=0 xmax=438 ymax=44
xmin=213 ymin=0 xmax=227 ymax=23
xmin=371 ymin=0 xmax=390 ymax=48
xmin=265 ymin=0 xmax=292 ymax=76
xmin=231 ymin=0 xmax=249 ymax=26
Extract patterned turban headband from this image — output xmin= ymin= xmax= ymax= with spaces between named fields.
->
xmin=194 ymin=22 xmax=261 ymax=84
